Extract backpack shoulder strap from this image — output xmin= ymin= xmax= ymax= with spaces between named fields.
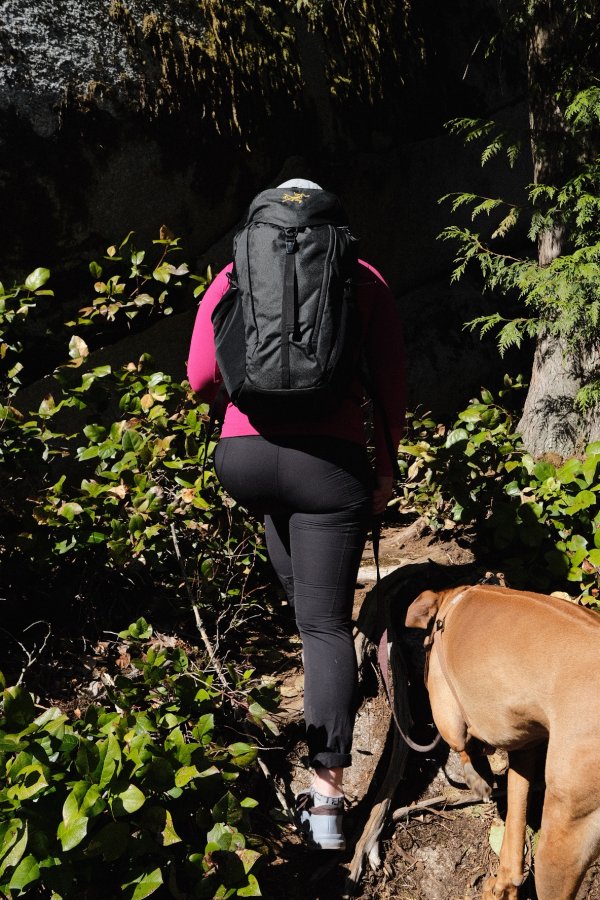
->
xmin=360 ymin=367 xmax=402 ymax=481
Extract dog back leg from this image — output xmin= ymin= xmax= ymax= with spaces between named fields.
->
xmin=482 ymin=747 xmax=536 ymax=900
xmin=533 ymin=735 xmax=600 ymax=899
xmin=534 ymin=800 xmax=600 ymax=899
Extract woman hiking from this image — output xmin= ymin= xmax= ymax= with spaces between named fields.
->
xmin=187 ymin=178 xmax=406 ymax=850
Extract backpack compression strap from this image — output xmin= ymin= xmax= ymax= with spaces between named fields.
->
xmin=281 ymin=228 xmax=299 ymax=389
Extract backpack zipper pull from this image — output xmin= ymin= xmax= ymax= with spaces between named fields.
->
xmin=284 ymin=227 xmax=298 ymax=254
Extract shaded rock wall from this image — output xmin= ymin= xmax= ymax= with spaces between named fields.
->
xmin=2 ymin=1 xmax=533 ymax=417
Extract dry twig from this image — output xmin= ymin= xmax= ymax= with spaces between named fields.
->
xmin=170 ymin=523 xmax=229 ymax=691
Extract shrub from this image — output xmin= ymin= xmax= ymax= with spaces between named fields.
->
xmin=0 ymin=238 xmax=267 ymax=621
xmin=0 ymin=619 xmax=278 ymax=898
xmin=397 ymin=377 xmax=600 ymax=606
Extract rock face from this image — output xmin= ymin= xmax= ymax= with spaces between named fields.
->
xmin=1 ymin=0 xmax=159 ymax=137
xmin=1 ymin=1 xmax=532 ymax=416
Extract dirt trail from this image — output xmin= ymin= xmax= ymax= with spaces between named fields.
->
xmin=264 ymin=522 xmax=600 ymax=900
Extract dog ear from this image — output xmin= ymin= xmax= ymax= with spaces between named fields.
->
xmin=405 ymin=590 xmax=441 ymax=630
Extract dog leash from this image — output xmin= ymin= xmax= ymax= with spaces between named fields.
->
xmin=373 ymin=521 xmax=441 ymax=753
xmin=425 ymin=589 xmax=473 ymax=732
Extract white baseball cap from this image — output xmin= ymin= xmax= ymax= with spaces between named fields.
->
xmin=277 ymin=178 xmax=323 ymax=190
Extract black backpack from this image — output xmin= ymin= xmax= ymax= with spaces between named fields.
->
xmin=211 ymin=187 xmax=359 ymax=419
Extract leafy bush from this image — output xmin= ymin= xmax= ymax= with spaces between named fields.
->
xmin=397 ymin=377 xmax=600 ymax=606
xmin=0 ymin=619 xmax=279 ymax=898
xmin=0 ymin=240 xmax=267 ymax=621
xmin=70 ymin=230 xmax=210 ymax=334
xmin=23 ymin=349 xmax=266 ymax=605
xmin=0 ymin=234 xmax=285 ymax=898
xmin=0 ymin=268 xmax=54 ymax=402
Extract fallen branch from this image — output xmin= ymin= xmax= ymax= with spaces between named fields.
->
xmin=392 ymin=789 xmax=502 ymax=822
xmin=170 ymin=523 xmax=229 ymax=692
xmin=0 ymin=621 xmax=52 ymax=686
xmin=346 ymin=578 xmax=414 ymax=890
xmin=257 ymin=757 xmax=294 ymax=822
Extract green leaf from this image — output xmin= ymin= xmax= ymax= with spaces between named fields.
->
xmin=111 ymin=783 xmax=146 ymax=815
xmin=97 ymin=733 xmax=122 ymax=789
xmin=122 ymin=429 xmax=145 ymax=453
xmin=77 ymin=445 xmax=100 ymax=460
xmin=57 ymin=816 xmax=88 ymax=852
xmin=556 ymin=458 xmax=582 ymax=484
xmin=237 ymin=874 xmax=262 ymax=896
xmin=118 ymin=617 xmax=153 ymax=640
xmin=193 ymin=713 xmax=214 ymax=744
xmin=174 ymin=765 xmax=200 ymax=787
xmin=25 ymin=267 xmax=50 ymax=291
xmin=565 ymin=490 xmax=596 ymax=515
xmin=581 ymin=455 xmax=599 ymax=486
xmin=124 ymin=867 xmax=164 ymax=900
xmin=153 ymin=264 xmax=171 ymax=284
xmin=142 ymin=806 xmax=181 ymax=846
xmin=457 ymin=404 xmax=487 ymax=423
xmin=533 ymin=461 xmax=555 ymax=481
xmin=489 ymin=822 xmax=505 ymax=856
xmin=6 ymin=764 xmax=48 ymax=801
xmin=206 ymin=823 xmax=244 ymax=852
xmin=83 ymin=424 xmax=107 ymax=442
xmin=213 ymin=792 xmax=243 ymax=826
xmin=227 ymin=743 xmax=258 ymax=768
xmin=3 ymin=685 xmax=35 ymax=728
xmin=38 ymin=394 xmax=56 ymax=417
xmin=7 ymin=854 xmax=40 ymax=891
xmin=85 ymin=821 xmax=129 ymax=861
xmin=445 ymin=428 xmax=469 ymax=447
xmin=58 ymin=502 xmax=84 ymax=521
xmin=129 ymin=513 xmax=145 ymax=535
xmin=237 ymin=849 xmax=261 ymax=874
xmin=0 ymin=821 xmax=28 ymax=878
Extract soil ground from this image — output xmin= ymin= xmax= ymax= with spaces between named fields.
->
xmin=259 ymin=522 xmax=600 ymax=900
xmin=5 ymin=519 xmax=600 ymax=900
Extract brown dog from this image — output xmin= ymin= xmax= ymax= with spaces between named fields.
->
xmin=405 ymin=583 xmax=600 ymax=900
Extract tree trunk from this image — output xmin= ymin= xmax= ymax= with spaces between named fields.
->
xmin=517 ymin=333 xmax=600 ymax=458
xmin=517 ymin=3 xmax=600 ymax=458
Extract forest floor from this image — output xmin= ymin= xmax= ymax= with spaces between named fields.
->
xmin=258 ymin=521 xmax=600 ymax=900
xmin=5 ymin=518 xmax=600 ymax=900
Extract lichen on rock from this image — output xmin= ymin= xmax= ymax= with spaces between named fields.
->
xmin=0 ymin=0 xmax=410 ymax=137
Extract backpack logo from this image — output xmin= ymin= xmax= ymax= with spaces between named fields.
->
xmin=281 ymin=191 xmax=309 ymax=204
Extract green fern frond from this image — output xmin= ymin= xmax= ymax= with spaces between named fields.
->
xmin=471 ymin=197 xmax=503 ymax=219
xmin=565 ymin=87 xmax=600 ymax=129
xmin=481 ymin=138 xmax=503 ymax=165
xmin=497 ymin=319 xmax=531 ymax=356
xmin=528 ymin=184 xmax=557 ymax=204
xmin=506 ymin=142 xmax=522 ymax=168
xmin=575 ymin=380 xmax=600 ymax=413
xmin=464 ymin=312 xmax=505 ymax=336
xmin=445 ymin=118 xmax=495 ymax=142
xmin=491 ymin=208 xmax=519 ymax=239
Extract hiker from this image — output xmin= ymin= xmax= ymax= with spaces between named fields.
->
xmin=187 ymin=178 xmax=406 ymax=850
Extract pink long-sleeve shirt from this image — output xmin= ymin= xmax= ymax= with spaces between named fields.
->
xmin=187 ymin=260 xmax=406 ymax=475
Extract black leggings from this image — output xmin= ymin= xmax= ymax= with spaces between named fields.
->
xmin=214 ymin=435 xmax=372 ymax=769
